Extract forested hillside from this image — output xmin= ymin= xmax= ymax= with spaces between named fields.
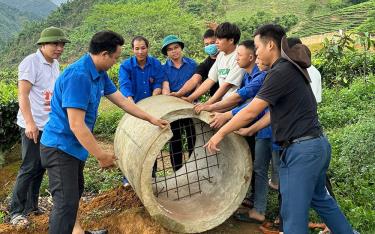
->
xmin=0 ymin=3 xmax=39 ymax=48
xmin=0 ymin=0 xmax=373 ymax=68
xmin=0 ymin=0 xmax=57 ymax=17
xmin=0 ymin=0 xmax=59 ymax=47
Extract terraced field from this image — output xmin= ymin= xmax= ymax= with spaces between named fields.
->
xmin=292 ymin=1 xmax=375 ymax=37
xmin=225 ymin=0 xmax=331 ymax=21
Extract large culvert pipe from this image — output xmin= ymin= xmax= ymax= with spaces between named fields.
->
xmin=114 ymin=95 xmax=252 ymax=233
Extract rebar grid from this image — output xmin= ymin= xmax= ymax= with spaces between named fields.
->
xmin=152 ymin=118 xmax=220 ymax=201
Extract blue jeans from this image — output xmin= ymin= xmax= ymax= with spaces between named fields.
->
xmin=253 ymin=138 xmax=273 ymax=214
xmin=279 ymin=136 xmax=353 ymax=234
xmin=270 ymin=151 xmax=281 ymax=185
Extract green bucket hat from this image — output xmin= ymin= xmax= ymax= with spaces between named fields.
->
xmin=36 ymin=26 xmax=70 ymax=45
xmin=161 ymin=35 xmax=184 ymax=56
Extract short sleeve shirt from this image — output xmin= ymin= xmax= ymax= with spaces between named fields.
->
xmin=208 ymin=50 xmax=245 ymax=98
xmin=41 ymin=54 xmax=117 ymax=161
xmin=163 ymin=57 xmax=197 ymax=92
xmin=16 ymin=49 xmax=60 ymax=130
xmin=195 ymin=56 xmax=218 ymax=96
xmin=256 ymin=58 xmax=321 ymax=143
xmin=118 ymin=56 xmax=164 ymax=103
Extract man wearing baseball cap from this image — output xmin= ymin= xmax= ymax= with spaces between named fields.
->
xmin=9 ymin=26 xmax=69 ymax=226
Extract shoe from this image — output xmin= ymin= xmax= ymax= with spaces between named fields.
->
xmin=10 ymin=214 xmax=29 ymax=226
xmin=84 ymin=229 xmax=108 ymax=234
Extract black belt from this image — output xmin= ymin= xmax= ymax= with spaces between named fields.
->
xmin=280 ymin=133 xmax=322 ymax=148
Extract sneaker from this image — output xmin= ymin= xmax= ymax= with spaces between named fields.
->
xmin=10 ymin=214 xmax=29 ymax=227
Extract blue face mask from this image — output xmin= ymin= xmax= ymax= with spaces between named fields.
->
xmin=204 ymin=44 xmax=219 ymax=56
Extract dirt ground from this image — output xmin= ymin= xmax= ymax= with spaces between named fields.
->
xmin=0 ymin=141 xmax=266 ymax=234
xmin=0 ymin=185 xmax=265 ymax=234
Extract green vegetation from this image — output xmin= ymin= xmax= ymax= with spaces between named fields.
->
xmin=0 ymin=210 xmax=5 ymax=224
xmin=0 ymin=70 xmax=18 ymax=155
xmin=225 ymin=0 xmax=332 ymax=21
xmin=1 ymin=0 xmax=374 ymax=68
xmin=321 ymin=77 xmax=375 ymax=232
xmin=0 ymin=0 xmax=374 ymax=231
xmin=314 ymin=32 xmax=374 ymax=87
xmin=292 ymin=1 xmax=375 ymax=37
xmin=0 ymin=0 xmax=59 ymax=47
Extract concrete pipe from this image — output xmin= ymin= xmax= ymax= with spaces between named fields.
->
xmin=114 ymin=95 xmax=252 ymax=233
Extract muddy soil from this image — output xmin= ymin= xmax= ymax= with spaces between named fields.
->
xmin=0 ymin=141 xmax=264 ymax=234
xmin=0 ymin=186 xmax=263 ymax=234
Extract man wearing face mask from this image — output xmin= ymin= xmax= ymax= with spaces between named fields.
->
xmin=169 ymin=29 xmax=219 ymax=98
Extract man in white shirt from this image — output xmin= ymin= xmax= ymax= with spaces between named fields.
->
xmin=183 ymin=22 xmax=245 ymax=105
xmin=9 ymin=27 xmax=69 ymax=226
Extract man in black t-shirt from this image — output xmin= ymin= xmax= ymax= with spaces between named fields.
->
xmin=204 ymin=24 xmax=354 ymax=234
xmin=169 ymin=29 xmax=219 ymax=97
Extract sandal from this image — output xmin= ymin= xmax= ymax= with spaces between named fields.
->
xmin=268 ymin=179 xmax=279 ymax=190
xmin=241 ymin=197 xmax=254 ymax=209
xmin=10 ymin=214 xmax=29 ymax=226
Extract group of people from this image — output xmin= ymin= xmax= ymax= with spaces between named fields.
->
xmin=9 ymin=21 xmax=356 ymax=234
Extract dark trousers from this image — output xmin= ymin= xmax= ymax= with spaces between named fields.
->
xmin=169 ymin=119 xmax=196 ymax=171
xmin=40 ymin=145 xmax=85 ymax=234
xmin=10 ymin=128 xmax=45 ymax=217
xmin=245 ymin=135 xmax=256 ymax=199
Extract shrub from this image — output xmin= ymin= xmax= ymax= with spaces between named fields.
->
xmin=318 ymin=76 xmax=375 ymax=130
xmin=327 ymin=117 xmax=375 ymax=232
xmin=83 ymin=155 xmax=123 ymax=194
xmin=0 ymin=80 xmax=19 ymax=154
xmin=314 ymin=32 xmax=375 ymax=87
xmin=94 ymin=103 xmax=124 ymax=140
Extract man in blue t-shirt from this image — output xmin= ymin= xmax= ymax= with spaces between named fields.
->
xmin=118 ymin=36 xmax=164 ymax=103
xmin=40 ymin=31 xmax=168 ymax=234
xmin=161 ymin=35 xmax=197 ymax=171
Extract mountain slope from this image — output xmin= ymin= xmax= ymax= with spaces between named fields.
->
xmin=291 ymin=1 xmax=375 ymax=37
xmin=0 ymin=2 xmax=40 ymax=47
xmin=0 ymin=0 xmax=57 ymax=18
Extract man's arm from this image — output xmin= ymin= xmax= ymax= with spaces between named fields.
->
xmin=106 ymin=91 xmax=168 ymax=128
xmin=205 ymin=82 xmax=233 ymax=104
xmin=170 ymin=73 xmax=202 ymax=97
xmin=152 ymin=60 xmax=164 ymax=96
xmin=204 ymin=97 xmax=268 ymax=153
xmin=118 ymin=63 xmax=134 ymax=98
xmin=18 ymin=80 xmax=39 ymax=143
xmin=194 ymin=92 xmax=242 ymax=114
xmin=162 ymin=81 xmax=170 ymax=95
xmin=182 ymin=78 xmax=216 ymax=103
xmin=67 ymin=108 xmax=115 ymax=168
xmin=235 ymin=112 xmax=271 ymax=136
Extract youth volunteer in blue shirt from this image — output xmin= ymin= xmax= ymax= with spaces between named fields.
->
xmin=161 ymin=35 xmax=197 ymax=171
xmin=119 ymin=36 xmax=164 ymax=103
xmin=40 ymin=31 xmax=168 ymax=234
